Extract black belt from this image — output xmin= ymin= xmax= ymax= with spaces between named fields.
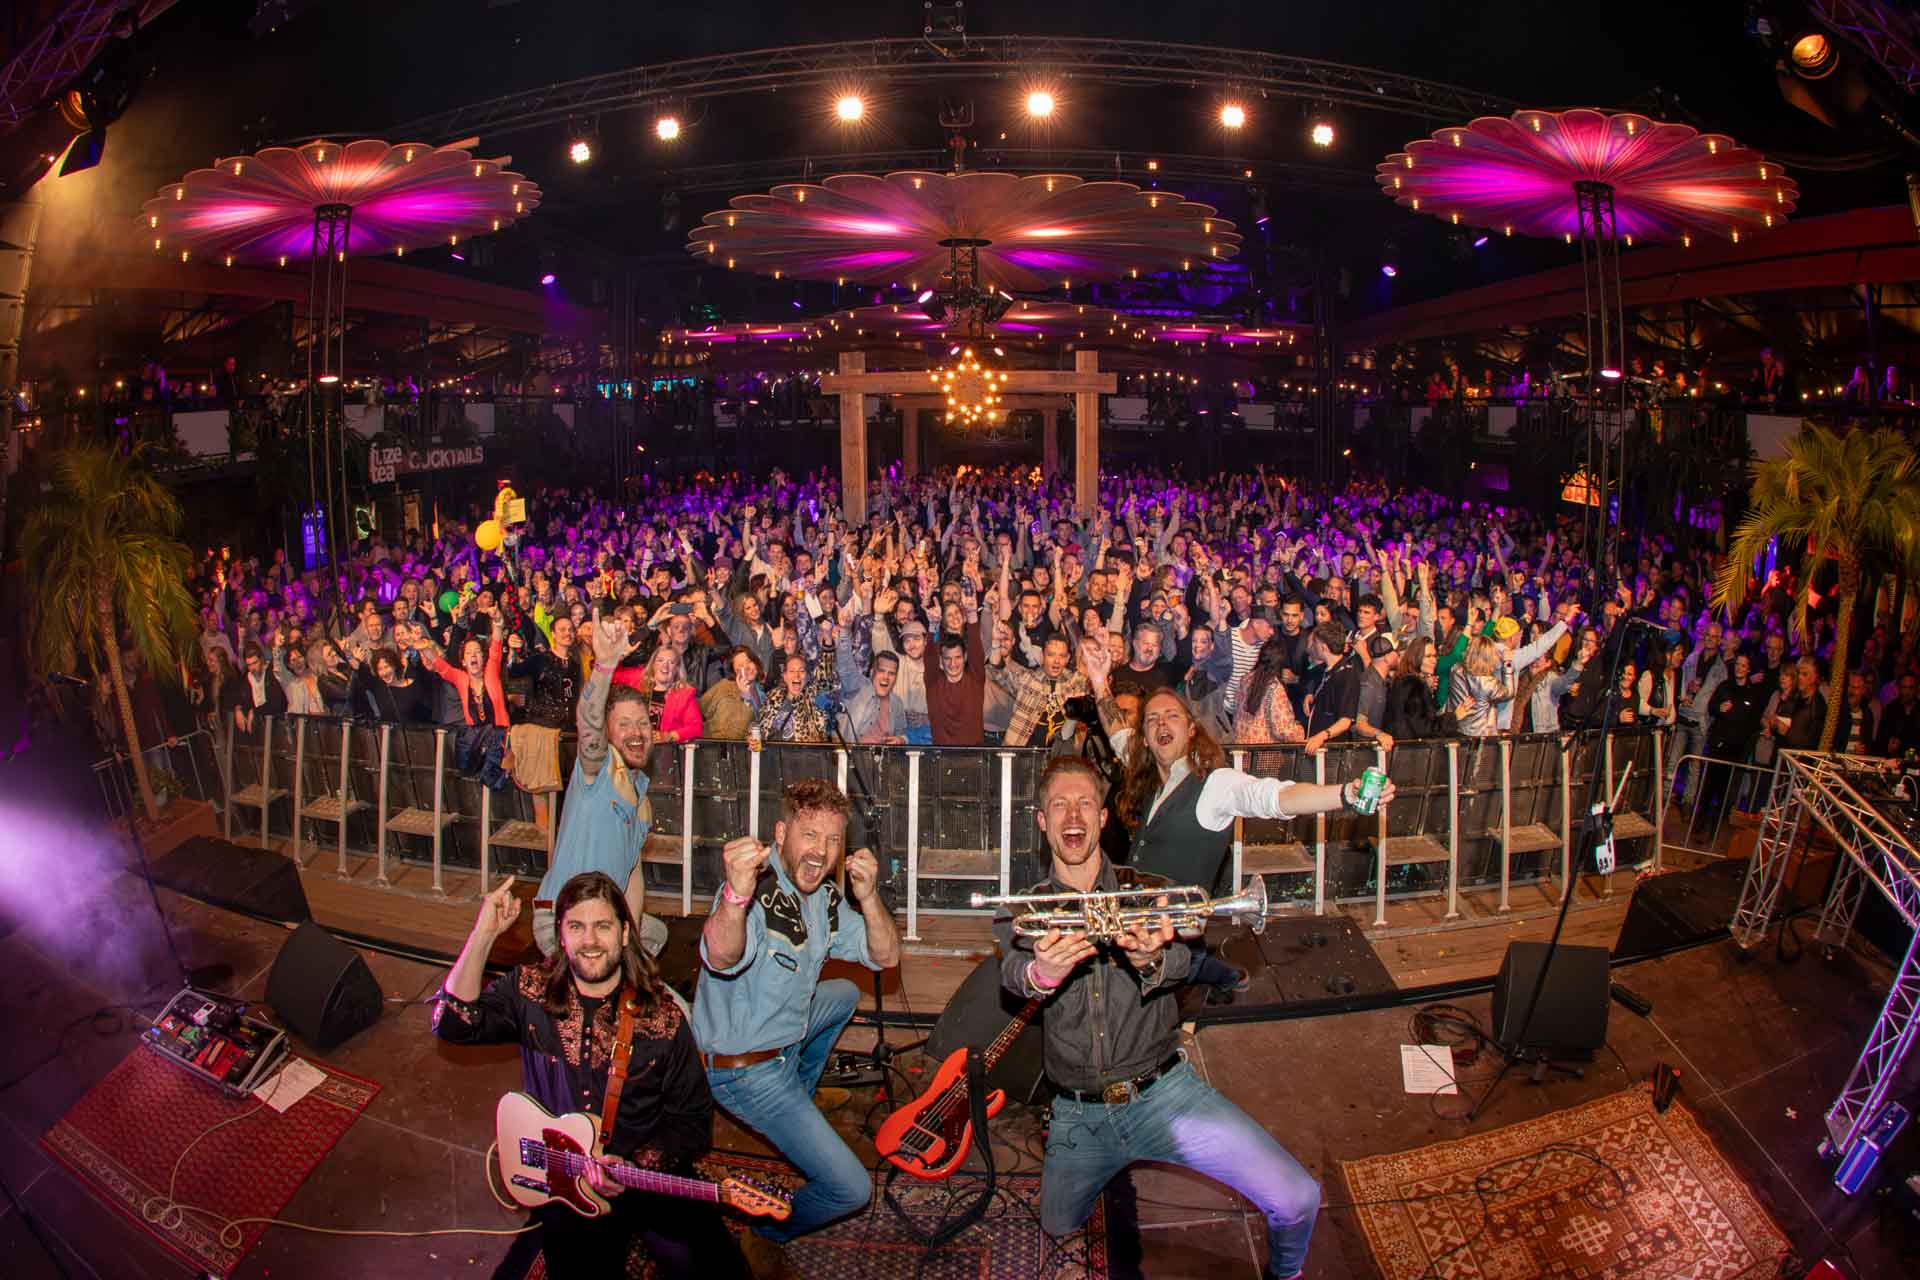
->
xmin=1051 ymin=1051 xmax=1184 ymax=1105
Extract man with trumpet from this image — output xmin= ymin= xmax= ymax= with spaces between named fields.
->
xmin=1079 ymin=637 xmax=1394 ymax=1002
xmin=995 ymin=756 xmax=1322 ymax=1280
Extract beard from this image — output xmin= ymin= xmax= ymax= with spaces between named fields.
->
xmin=568 ymin=945 xmax=621 ymax=986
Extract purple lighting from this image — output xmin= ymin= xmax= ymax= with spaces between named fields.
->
xmin=1380 ymin=264 xmax=1398 ymax=278
xmin=540 ymin=272 xmax=556 ymax=285
xmin=1377 ymin=109 xmax=1797 ymax=244
xmin=1472 ymin=235 xmax=1489 ymax=247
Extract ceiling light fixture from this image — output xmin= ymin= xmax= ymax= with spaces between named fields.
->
xmin=1219 ymin=102 xmax=1247 ymax=130
xmin=835 ymin=94 xmax=865 ymax=122
xmin=1026 ymin=90 xmax=1056 ymax=118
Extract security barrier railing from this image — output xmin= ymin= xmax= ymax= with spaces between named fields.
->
xmin=188 ymin=715 xmax=1671 ymax=940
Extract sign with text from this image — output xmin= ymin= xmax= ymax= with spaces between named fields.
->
xmin=368 ymin=444 xmax=485 ymax=484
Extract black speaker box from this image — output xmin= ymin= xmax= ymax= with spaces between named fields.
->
xmin=267 ymin=922 xmax=383 ymax=1050
xmin=149 ymin=836 xmax=312 ymax=925
xmin=1489 ymin=941 xmax=1610 ymax=1057
xmin=925 ymin=955 xmax=1047 ymax=1106
xmin=1613 ymin=860 xmax=1746 ymax=960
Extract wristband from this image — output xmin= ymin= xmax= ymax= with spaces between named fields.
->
xmin=1028 ymin=964 xmax=1061 ymax=991
xmin=720 ymin=882 xmax=752 ymax=908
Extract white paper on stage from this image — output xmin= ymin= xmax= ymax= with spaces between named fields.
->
xmin=253 ymin=1057 xmax=326 ymax=1113
xmin=1400 ymin=1044 xmax=1459 ymax=1095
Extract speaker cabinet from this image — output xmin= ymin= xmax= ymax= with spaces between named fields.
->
xmin=925 ymin=955 xmax=1047 ymax=1106
xmin=1489 ymin=941 xmax=1610 ymax=1058
xmin=267 ymin=922 xmax=382 ymax=1050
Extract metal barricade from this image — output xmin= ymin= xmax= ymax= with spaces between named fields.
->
xmin=1666 ymin=752 xmax=1778 ymax=860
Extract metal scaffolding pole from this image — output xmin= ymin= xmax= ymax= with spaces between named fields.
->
xmin=305 ymin=203 xmax=352 ymax=576
xmin=1575 ymin=180 xmax=1627 ymax=570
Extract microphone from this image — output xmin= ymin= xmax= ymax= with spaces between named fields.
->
xmin=47 ymin=672 xmax=90 ymax=687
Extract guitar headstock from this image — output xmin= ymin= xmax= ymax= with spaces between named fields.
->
xmin=718 ymin=1175 xmax=793 ymax=1221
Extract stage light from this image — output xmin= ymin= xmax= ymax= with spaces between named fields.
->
xmin=915 ymin=288 xmax=935 ymax=303
xmin=1310 ymin=119 xmax=1335 ymax=148
xmin=835 ymin=95 xmax=864 ymax=122
xmin=655 ymin=114 xmax=681 ymax=141
xmin=1380 ymin=264 xmax=1398 ymax=278
xmin=318 ymin=373 xmax=340 ymax=385
xmin=1026 ymin=90 xmax=1055 ymax=118
xmin=1600 ymin=367 xmax=1622 ymax=380
xmin=1789 ymin=31 xmax=1837 ymax=79
xmin=569 ymin=138 xmax=592 ymax=164
xmin=1472 ymin=235 xmax=1489 ymax=247
xmin=1219 ymin=102 xmax=1247 ymax=130
xmin=540 ymin=272 xmax=556 ymax=285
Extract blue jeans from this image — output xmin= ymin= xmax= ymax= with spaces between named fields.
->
xmin=1041 ymin=1059 xmax=1320 ymax=1277
xmin=705 ymin=978 xmax=869 ymax=1242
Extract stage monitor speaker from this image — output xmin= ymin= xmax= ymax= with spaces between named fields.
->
xmin=1489 ymin=941 xmax=1609 ymax=1058
xmin=266 ymin=922 xmax=382 ymax=1050
xmin=925 ymin=955 xmax=1047 ymax=1106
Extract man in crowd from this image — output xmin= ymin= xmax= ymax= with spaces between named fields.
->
xmin=694 ymin=780 xmax=901 ymax=1278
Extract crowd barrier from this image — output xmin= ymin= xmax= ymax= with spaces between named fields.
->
xmin=171 ymin=717 xmax=1668 ymax=939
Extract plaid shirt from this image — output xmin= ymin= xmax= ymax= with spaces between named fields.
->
xmin=988 ymin=661 xmax=1088 ymax=747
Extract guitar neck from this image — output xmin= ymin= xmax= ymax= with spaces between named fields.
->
xmin=545 ymin=1148 xmax=718 ymax=1202
xmin=979 ymin=997 xmax=1042 ymax=1073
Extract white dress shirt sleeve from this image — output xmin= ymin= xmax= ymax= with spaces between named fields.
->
xmin=1195 ymin=768 xmax=1297 ymax=831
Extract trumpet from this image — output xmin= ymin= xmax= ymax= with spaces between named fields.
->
xmin=970 ymin=876 xmax=1272 ymax=941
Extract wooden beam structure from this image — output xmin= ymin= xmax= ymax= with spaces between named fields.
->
xmin=824 ymin=349 xmax=1115 ymax=522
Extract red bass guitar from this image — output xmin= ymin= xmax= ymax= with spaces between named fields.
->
xmin=875 ymin=998 xmax=1041 ymax=1180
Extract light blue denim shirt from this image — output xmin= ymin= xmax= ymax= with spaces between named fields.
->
xmin=692 ymin=849 xmax=876 ymax=1055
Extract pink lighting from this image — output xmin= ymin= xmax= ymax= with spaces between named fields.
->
xmin=687 ymin=170 xmax=1237 ymax=291
xmin=1600 ymin=367 xmax=1623 ymax=380
xmin=1377 ymin=109 xmax=1797 ymax=243
xmin=140 ymin=139 xmax=540 ymax=267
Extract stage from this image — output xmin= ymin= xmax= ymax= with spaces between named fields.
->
xmin=0 ymin=817 xmax=1913 ymax=1277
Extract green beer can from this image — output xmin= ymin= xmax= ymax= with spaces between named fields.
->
xmin=1352 ymin=766 xmax=1387 ymax=816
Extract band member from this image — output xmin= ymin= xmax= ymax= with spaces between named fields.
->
xmin=998 ymin=756 xmax=1321 ymax=1280
xmin=1082 ymin=639 xmax=1394 ymax=1000
xmin=433 ymin=871 xmax=745 ymax=1277
xmin=533 ymin=615 xmax=670 ymax=966
xmin=693 ymin=779 xmax=902 ymax=1277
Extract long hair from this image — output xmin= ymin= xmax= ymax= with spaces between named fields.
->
xmin=1116 ymin=688 xmax=1227 ymax=829
xmin=540 ymin=871 xmax=666 ymax=1015
xmin=1240 ymin=636 xmax=1291 ymax=721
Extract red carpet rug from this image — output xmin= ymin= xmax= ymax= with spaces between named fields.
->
xmin=40 ymin=1045 xmax=380 ymax=1277
xmin=1341 ymin=1087 xmax=1791 ymax=1280
xmin=525 ymin=1149 xmax=1113 ymax=1279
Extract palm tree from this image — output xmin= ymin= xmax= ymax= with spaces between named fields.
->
xmin=1713 ymin=424 xmax=1920 ymax=750
xmin=20 ymin=442 xmax=198 ymax=822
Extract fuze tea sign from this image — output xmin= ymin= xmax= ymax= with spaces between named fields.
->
xmin=368 ymin=444 xmax=485 ymax=483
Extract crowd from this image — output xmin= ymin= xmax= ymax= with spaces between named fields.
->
xmin=146 ymin=462 xmax=1918 ymax=817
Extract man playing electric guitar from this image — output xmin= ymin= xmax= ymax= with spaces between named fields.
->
xmin=434 ymin=870 xmax=747 ymax=1277
xmin=998 ymin=756 xmax=1323 ymax=1280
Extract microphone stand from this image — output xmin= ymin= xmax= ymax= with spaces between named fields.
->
xmin=1466 ymin=611 xmax=1651 ymax=1121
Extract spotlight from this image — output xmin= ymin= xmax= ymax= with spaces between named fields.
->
xmin=1309 ymin=119 xmax=1335 ymax=148
xmin=1380 ymin=264 xmax=1398 ymax=278
xmin=1600 ymin=367 xmax=1622 ymax=380
xmin=1472 ymin=235 xmax=1489 ymax=247
xmin=540 ymin=272 xmax=556 ymax=285
xmin=569 ymin=137 xmax=592 ymax=164
xmin=915 ymin=288 xmax=935 ymax=303
xmin=920 ymin=293 xmax=948 ymax=321
xmin=836 ymin=94 xmax=864 ymax=122
xmin=655 ymin=114 xmax=681 ymax=141
xmin=1026 ymin=90 xmax=1055 ymax=118
xmin=318 ymin=373 xmax=341 ymax=385
xmin=1219 ymin=102 xmax=1247 ymax=130
xmin=1789 ymin=31 xmax=1837 ymax=80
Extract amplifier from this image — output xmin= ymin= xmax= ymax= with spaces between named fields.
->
xmin=142 ymin=986 xmax=288 ymax=1099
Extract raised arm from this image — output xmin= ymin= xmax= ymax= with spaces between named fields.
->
xmin=576 ymin=617 xmax=635 ymax=783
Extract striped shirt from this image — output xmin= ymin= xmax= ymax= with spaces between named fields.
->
xmin=1224 ymin=624 xmax=1262 ymax=715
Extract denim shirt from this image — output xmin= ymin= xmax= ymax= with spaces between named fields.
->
xmin=536 ymin=756 xmax=650 ymax=904
xmin=692 ymin=852 xmax=875 ymax=1055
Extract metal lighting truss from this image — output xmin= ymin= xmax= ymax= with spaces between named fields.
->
xmin=0 ymin=0 xmax=175 ymax=133
xmin=1808 ymin=0 xmax=1920 ymax=95
xmin=383 ymin=37 xmax=1517 ymax=144
xmin=1729 ymin=750 xmax=1920 ymax=1158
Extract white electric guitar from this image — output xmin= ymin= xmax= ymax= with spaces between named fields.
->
xmin=494 ymin=1091 xmax=790 ymax=1220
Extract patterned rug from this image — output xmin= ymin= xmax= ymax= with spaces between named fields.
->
xmin=525 ymin=1149 xmax=1113 ymax=1280
xmin=41 ymin=1046 xmax=381 ymax=1278
xmin=1341 ymin=1088 xmax=1790 ymax=1280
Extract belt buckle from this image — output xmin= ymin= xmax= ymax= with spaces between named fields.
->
xmin=1101 ymin=1080 xmax=1133 ymax=1105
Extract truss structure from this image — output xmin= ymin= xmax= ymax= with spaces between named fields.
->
xmin=382 ymin=37 xmax=1516 ymax=144
xmin=0 ymin=0 xmax=174 ymax=133
xmin=1729 ymin=750 xmax=1920 ymax=1158
xmin=1809 ymin=0 xmax=1920 ymax=95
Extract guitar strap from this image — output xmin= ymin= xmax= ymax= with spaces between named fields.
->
xmin=595 ymin=986 xmax=640 ymax=1158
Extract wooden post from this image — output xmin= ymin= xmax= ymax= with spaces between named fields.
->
xmin=837 ymin=350 xmax=868 ymax=524
xmin=1074 ymin=349 xmax=1100 ymax=513
xmin=1042 ymin=406 xmax=1059 ymax=478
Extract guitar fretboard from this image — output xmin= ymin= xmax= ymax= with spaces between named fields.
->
xmin=532 ymin=1144 xmax=719 ymax=1202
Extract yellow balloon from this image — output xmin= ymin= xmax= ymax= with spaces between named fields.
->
xmin=475 ymin=519 xmax=504 ymax=552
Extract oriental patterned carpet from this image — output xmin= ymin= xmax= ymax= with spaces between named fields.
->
xmin=525 ymin=1149 xmax=1114 ymax=1280
xmin=1341 ymin=1088 xmax=1790 ymax=1280
xmin=40 ymin=1046 xmax=380 ymax=1278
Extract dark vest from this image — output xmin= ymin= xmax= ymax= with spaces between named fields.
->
xmin=1130 ymin=771 xmax=1233 ymax=896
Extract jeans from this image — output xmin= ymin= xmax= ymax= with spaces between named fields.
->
xmin=1669 ymin=719 xmax=1704 ymax=799
xmin=706 ymin=978 xmax=869 ymax=1242
xmin=1188 ymin=938 xmax=1243 ymax=990
xmin=1041 ymin=1059 xmax=1320 ymax=1278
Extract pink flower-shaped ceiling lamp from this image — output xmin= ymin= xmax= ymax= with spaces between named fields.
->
xmin=686 ymin=170 xmax=1238 ymax=292
xmin=1376 ymin=109 xmax=1797 ymax=245
xmin=140 ymin=138 xmax=541 ymax=266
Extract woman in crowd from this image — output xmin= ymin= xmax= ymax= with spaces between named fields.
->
xmin=757 ymin=651 xmax=833 ymax=743
xmin=629 ymin=642 xmax=703 ymax=746
xmin=1702 ymin=652 xmax=1767 ymax=815
xmin=698 ymin=646 xmax=762 ymax=740
xmin=1637 ymin=640 xmax=1682 ymax=730
xmin=1448 ymin=635 xmax=1510 ymax=737
xmin=1384 ymin=635 xmax=1455 ymax=740
xmin=1232 ymin=640 xmax=1306 ymax=746
xmin=353 ymin=646 xmax=436 ymax=724
xmin=309 ymin=639 xmax=354 ymax=716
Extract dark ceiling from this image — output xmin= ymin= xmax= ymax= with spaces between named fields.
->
xmin=9 ymin=0 xmax=1917 ymax=338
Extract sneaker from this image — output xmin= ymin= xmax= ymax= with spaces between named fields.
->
xmin=813 ymin=1085 xmax=853 ymax=1111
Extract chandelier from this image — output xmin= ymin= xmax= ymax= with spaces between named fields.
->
xmin=932 ymin=347 xmax=1007 ymax=424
